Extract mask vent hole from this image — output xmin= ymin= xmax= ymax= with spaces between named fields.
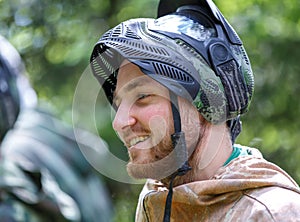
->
xmin=152 ymin=62 xmax=193 ymax=83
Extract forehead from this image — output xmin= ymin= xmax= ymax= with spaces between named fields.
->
xmin=116 ymin=61 xmax=146 ymax=91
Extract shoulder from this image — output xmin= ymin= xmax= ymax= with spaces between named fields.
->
xmin=239 ymin=186 xmax=300 ymax=221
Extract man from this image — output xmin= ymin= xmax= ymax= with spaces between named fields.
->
xmin=0 ymin=35 xmax=113 ymax=221
xmin=90 ymin=0 xmax=300 ymax=221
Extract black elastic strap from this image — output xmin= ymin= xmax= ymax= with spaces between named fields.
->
xmin=163 ymin=172 xmax=176 ymax=222
xmin=170 ymin=91 xmax=181 ymax=133
xmin=163 ymin=91 xmax=191 ymax=222
xmin=227 ymin=116 xmax=242 ymax=143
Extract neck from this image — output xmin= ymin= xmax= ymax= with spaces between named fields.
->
xmin=163 ymin=123 xmax=233 ymax=187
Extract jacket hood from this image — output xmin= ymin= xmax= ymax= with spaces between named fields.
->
xmin=136 ymin=148 xmax=300 ymax=221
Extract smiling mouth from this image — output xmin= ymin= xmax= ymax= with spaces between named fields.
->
xmin=128 ymin=136 xmax=149 ymax=148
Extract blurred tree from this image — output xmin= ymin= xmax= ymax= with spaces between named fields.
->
xmin=0 ymin=0 xmax=156 ymax=121
xmin=1 ymin=0 xmax=300 ymax=221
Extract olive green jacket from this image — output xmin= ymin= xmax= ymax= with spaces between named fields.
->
xmin=136 ymin=148 xmax=300 ymax=222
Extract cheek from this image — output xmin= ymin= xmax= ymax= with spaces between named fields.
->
xmin=137 ymin=104 xmax=173 ymax=132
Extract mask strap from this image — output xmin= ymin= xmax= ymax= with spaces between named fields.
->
xmin=227 ymin=116 xmax=242 ymax=143
xmin=163 ymin=91 xmax=191 ymax=222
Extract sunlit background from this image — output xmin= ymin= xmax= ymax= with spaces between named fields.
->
xmin=1 ymin=0 xmax=300 ymax=221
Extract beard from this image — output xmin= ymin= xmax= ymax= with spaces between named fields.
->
xmin=126 ymin=120 xmax=207 ymax=185
xmin=126 ymin=132 xmax=188 ymax=180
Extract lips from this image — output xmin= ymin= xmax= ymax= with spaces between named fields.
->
xmin=128 ymin=136 xmax=149 ymax=148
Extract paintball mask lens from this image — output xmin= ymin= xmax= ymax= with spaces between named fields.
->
xmin=150 ymin=14 xmax=217 ymax=41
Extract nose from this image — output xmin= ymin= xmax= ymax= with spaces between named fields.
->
xmin=112 ymin=102 xmax=136 ymax=132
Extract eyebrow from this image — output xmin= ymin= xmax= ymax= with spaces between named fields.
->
xmin=113 ymin=77 xmax=150 ymax=105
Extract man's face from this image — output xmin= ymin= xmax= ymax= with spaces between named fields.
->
xmin=112 ymin=61 xmax=201 ymax=180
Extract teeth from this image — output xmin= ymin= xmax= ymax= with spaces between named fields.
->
xmin=129 ymin=136 xmax=148 ymax=147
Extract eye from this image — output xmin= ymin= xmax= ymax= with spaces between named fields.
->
xmin=136 ymin=93 xmax=153 ymax=105
xmin=137 ymin=94 xmax=150 ymax=100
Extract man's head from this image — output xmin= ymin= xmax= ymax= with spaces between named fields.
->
xmin=0 ymin=35 xmax=37 ymax=141
xmin=90 ymin=1 xmax=254 ymax=180
xmin=113 ymin=60 xmax=206 ymax=179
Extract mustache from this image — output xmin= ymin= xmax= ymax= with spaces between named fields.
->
xmin=116 ymin=126 xmax=152 ymax=143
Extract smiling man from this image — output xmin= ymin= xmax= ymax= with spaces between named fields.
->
xmin=90 ymin=0 xmax=300 ymax=221
xmin=113 ymin=61 xmax=175 ymax=180
xmin=113 ymin=60 xmax=231 ymax=187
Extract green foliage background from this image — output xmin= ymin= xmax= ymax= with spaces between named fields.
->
xmin=1 ymin=0 xmax=300 ymax=221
